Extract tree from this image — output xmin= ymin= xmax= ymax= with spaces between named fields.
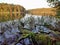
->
xmin=47 ymin=0 xmax=60 ymax=16
xmin=47 ymin=0 xmax=60 ymax=8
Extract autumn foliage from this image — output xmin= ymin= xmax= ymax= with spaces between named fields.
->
xmin=0 ymin=3 xmax=25 ymax=22
xmin=27 ymin=8 xmax=57 ymax=16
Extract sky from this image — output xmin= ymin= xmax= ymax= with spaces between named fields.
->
xmin=0 ymin=0 xmax=50 ymax=10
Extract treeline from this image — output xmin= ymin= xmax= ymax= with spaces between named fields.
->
xmin=27 ymin=8 xmax=60 ymax=16
xmin=0 ymin=3 xmax=25 ymax=22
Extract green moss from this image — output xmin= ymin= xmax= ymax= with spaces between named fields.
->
xmin=35 ymin=34 xmax=48 ymax=41
xmin=34 ymin=34 xmax=51 ymax=45
xmin=57 ymin=10 xmax=60 ymax=16
xmin=56 ymin=42 xmax=60 ymax=45
xmin=21 ymin=29 xmax=32 ymax=34
xmin=54 ymin=31 xmax=60 ymax=34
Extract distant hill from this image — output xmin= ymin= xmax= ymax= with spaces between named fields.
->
xmin=27 ymin=8 xmax=57 ymax=16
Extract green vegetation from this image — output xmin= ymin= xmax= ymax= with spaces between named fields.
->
xmin=19 ymin=29 xmax=59 ymax=45
xmin=0 ymin=1 xmax=60 ymax=45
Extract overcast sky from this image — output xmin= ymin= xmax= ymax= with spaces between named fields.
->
xmin=0 ymin=0 xmax=50 ymax=10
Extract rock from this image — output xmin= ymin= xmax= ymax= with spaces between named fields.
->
xmin=40 ymin=26 xmax=51 ymax=34
xmin=0 ymin=34 xmax=5 ymax=45
xmin=24 ymin=38 xmax=31 ymax=45
xmin=24 ymin=24 xmax=30 ymax=29
xmin=16 ymin=43 xmax=22 ymax=45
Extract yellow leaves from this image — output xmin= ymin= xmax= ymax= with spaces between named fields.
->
xmin=27 ymin=8 xmax=57 ymax=16
xmin=0 ymin=3 xmax=25 ymax=22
